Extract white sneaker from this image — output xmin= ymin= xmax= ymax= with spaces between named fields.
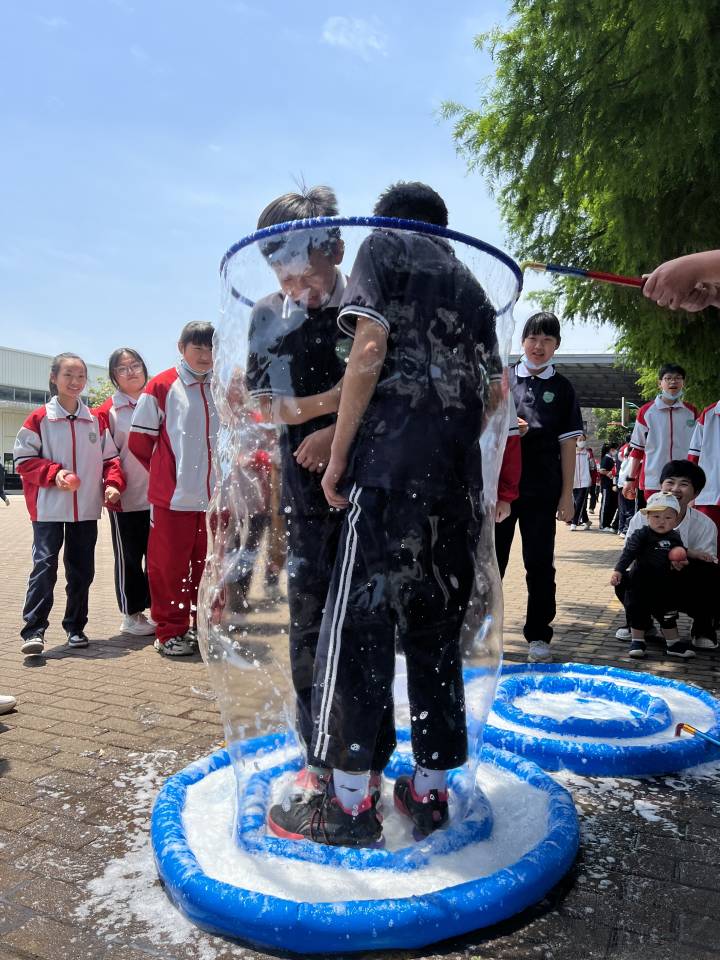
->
xmin=21 ymin=635 xmax=45 ymax=657
xmin=0 ymin=695 xmax=17 ymax=715
xmin=67 ymin=632 xmax=89 ymax=648
xmin=570 ymin=524 xmax=578 ymax=531
xmin=154 ymin=634 xmax=196 ymax=657
xmin=527 ymin=640 xmax=552 ymax=663
xmin=120 ymin=612 xmax=156 ymax=636
xmin=615 ymin=627 xmax=631 ymax=641
xmin=692 ymin=634 xmax=719 ymax=650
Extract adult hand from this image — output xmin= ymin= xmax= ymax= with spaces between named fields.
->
xmin=294 ymin=425 xmax=334 ymax=473
xmin=609 ymin=570 xmax=622 ymax=587
xmin=556 ymin=492 xmax=573 ymax=522
xmin=670 ymin=558 xmax=690 ymax=572
xmin=687 ymin=549 xmax=718 ymax=564
xmin=321 ymin=453 xmax=349 ymax=509
xmin=643 ymin=255 xmax=703 ymax=310
xmin=622 ymin=480 xmax=637 ymax=499
xmin=517 ymin=417 xmax=529 ymax=437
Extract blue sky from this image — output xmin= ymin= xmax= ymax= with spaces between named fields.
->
xmin=0 ymin=0 xmax=612 ymax=375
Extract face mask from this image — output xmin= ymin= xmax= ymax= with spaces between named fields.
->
xmin=661 ymin=388 xmax=683 ymax=401
xmin=521 ymin=354 xmax=549 ymax=372
xmin=181 ymin=357 xmax=209 ymax=379
xmin=576 ymin=441 xmax=587 ymax=450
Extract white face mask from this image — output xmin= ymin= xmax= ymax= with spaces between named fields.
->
xmin=521 ymin=353 xmax=549 ymax=371
xmin=661 ymin=388 xmax=684 ymax=401
xmin=576 ymin=441 xmax=587 ymax=450
xmin=180 ymin=357 xmax=209 ymax=379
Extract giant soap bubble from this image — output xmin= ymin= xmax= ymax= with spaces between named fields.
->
xmin=152 ymin=217 xmax=580 ymax=952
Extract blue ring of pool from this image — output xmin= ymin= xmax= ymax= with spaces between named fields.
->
xmin=466 ymin=662 xmax=720 ymax=776
xmin=493 ymin=673 xmax=672 ymax=739
xmin=151 ymin=740 xmax=578 ymax=954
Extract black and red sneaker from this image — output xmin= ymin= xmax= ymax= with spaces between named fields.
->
xmin=292 ymin=766 xmax=330 ymax=799
xmin=393 ymin=775 xmax=449 ymax=838
xmin=267 ymin=782 xmax=383 ymax=848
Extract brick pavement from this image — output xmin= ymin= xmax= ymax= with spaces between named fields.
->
xmin=1 ymin=493 xmax=719 ymax=960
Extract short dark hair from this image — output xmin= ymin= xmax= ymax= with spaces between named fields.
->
xmin=659 ymin=459 xmax=706 ymax=494
xmin=373 ymin=181 xmax=448 ymax=227
xmin=659 ymin=363 xmax=686 ymax=380
xmin=258 ymin=185 xmax=341 ymax=263
xmin=179 ymin=321 xmax=214 ymax=349
xmin=521 ymin=311 xmax=562 ymax=344
xmin=49 ymin=352 xmax=87 ymax=396
xmin=108 ymin=347 xmax=148 ymax=390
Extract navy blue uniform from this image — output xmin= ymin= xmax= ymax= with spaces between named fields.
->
xmin=310 ymin=229 xmax=500 ymax=773
xmin=247 ymin=274 xmax=392 ymax=764
xmin=495 ymin=361 xmax=583 ymax=645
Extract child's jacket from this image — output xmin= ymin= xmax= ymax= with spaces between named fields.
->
xmin=14 ymin=397 xmax=124 ymax=522
xmin=94 ymin=391 xmax=150 ymax=513
xmin=129 ymin=363 xmax=218 ymax=512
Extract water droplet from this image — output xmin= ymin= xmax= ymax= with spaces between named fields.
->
xmin=431 ymin=751 xmax=439 ymax=760
xmin=419 ymin=710 xmax=428 ymax=720
xmin=350 ymin=742 xmax=360 ymax=751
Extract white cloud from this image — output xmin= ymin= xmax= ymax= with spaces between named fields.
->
xmin=321 ymin=16 xmax=387 ymax=60
xmin=36 ymin=15 xmax=69 ymax=30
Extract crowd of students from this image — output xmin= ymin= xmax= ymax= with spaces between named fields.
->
xmin=7 ymin=190 xmax=720 ymax=848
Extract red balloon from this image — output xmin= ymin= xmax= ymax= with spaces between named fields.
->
xmin=64 ymin=472 xmax=81 ymax=491
xmin=668 ymin=546 xmax=687 ymax=563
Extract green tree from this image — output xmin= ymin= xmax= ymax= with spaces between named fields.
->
xmin=87 ymin=376 xmax=114 ymax=408
xmin=593 ymin=408 xmax=634 ymax=447
xmin=444 ymin=1 xmax=720 ymax=407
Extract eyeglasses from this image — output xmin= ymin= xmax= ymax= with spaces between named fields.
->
xmin=115 ymin=363 xmax=144 ymax=376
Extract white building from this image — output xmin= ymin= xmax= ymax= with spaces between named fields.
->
xmin=1 ymin=346 xmax=106 ymax=482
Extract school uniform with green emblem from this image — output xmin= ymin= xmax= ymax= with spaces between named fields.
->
xmin=495 ymin=359 xmax=583 ymax=650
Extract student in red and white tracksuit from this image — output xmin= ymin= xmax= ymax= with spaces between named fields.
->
xmin=14 ymin=353 xmax=125 ymax=657
xmin=689 ymin=400 xmax=720 ymax=538
xmin=94 ymin=348 xmax=155 ymax=637
xmin=495 ymin=393 xmax=521 ymax=522
xmin=625 ymin=364 xmax=698 ymax=502
xmin=129 ymin=323 xmax=218 ymax=656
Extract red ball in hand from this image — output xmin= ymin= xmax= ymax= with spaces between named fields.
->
xmin=64 ymin=472 xmax=81 ymax=491
xmin=668 ymin=546 xmax=687 ymax=563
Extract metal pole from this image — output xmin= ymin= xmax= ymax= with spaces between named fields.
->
xmin=621 ymin=396 xmax=626 ymax=427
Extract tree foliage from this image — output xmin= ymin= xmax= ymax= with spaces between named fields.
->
xmin=87 ymin=377 xmax=114 ymax=408
xmin=593 ymin=407 xmax=635 ymax=447
xmin=444 ymin=1 xmax=720 ymax=407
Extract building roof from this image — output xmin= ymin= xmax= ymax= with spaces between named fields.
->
xmin=511 ymin=353 xmax=643 ymax=409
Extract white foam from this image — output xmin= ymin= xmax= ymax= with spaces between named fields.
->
xmin=182 ymin=751 xmax=551 ymax=902
xmin=512 ymin=691 xmax=641 ymax=723
xmin=474 ymin=669 xmax=717 ymax=745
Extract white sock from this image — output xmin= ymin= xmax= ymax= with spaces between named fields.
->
xmin=332 ymin=770 xmax=370 ymax=811
xmin=413 ymin=765 xmax=447 ymax=796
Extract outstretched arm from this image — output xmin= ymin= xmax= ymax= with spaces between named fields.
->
xmin=643 ymin=250 xmax=720 ymax=310
xmin=321 ymin=316 xmax=388 ymax=508
xmin=256 ymin=380 xmax=343 ymax=426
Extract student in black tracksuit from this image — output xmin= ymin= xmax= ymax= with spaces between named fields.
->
xmin=268 ymin=181 xmax=502 ymax=848
xmin=246 ymin=186 xmax=393 ymax=787
xmin=494 ymin=314 xmax=583 ymax=662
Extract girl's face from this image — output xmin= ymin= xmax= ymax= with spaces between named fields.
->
xmin=522 ymin=333 xmax=559 ymax=368
xmin=52 ymin=359 xmax=87 ymax=402
xmin=180 ymin=341 xmax=213 ymax=374
xmin=113 ymin=351 xmax=146 ymax=395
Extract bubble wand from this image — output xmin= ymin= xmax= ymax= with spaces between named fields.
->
xmin=521 ymin=261 xmax=645 ymax=289
xmin=674 ymin=722 xmax=720 ymax=750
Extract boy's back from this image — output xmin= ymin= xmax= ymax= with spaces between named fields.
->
xmin=337 ymin=229 xmax=500 ymax=496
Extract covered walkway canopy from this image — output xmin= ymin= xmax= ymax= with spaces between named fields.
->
xmin=510 ymin=354 xmax=642 ymax=409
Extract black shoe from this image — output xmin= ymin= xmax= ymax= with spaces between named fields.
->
xmin=267 ymin=782 xmax=382 ymax=848
xmin=666 ymin=640 xmax=695 ymax=660
xmin=393 ymin=775 xmax=449 ymax=838
xmin=628 ymin=639 xmax=646 ymax=659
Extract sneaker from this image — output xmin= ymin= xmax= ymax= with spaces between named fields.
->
xmin=0 ymin=695 xmax=17 ymax=715
xmin=67 ymin=632 xmax=89 ymax=648
xmin=267 ymin=782 xmax=382 ymax=847
xmin=120 ymin=612 xmax=156 ymax=636
xmin=570 ymin=524 xmax=578 ymax=531
xmin=527 ymin=640 xmax=552 ymax=663
xmin=692 ymin=634 xmax=719 ymax=651
xmin=666 ymin=640 xmax=696 ymax=660
xmin=628 ymin=639 xmax=646 ymax=659
xmin=20 ymin=635 xmax=45 ymax=657
xmin=154 ymin=634 xmax=196 ymax=657
xmin=393 ymin=775 xmax=449 ymax=837
xmin=615 ymin=627 xmax=631 ymax=641
xmin=369 ymin=771 xmax=383 ymax=808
